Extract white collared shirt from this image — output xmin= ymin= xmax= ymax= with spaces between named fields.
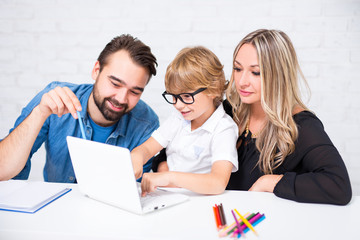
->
xmin=152 ymin=104 xmax=238 ymax=173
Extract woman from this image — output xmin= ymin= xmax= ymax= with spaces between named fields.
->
xmin=224 ymin=29 xmax=352 ymax=205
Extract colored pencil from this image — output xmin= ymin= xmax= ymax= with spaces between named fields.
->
xmin=218 ymin=213 xmax=253 ymax=237
xmin=234 ymin=213 xmax=264 ymax=234
xmin=213 ymin=206 xmax=220 ymax=229
xmin=219 ymin=203 xmax=227 ymax=226
xmin=76 ymin=111 xmax=86 ymax=140
xmin=231 ymin=210 xmax=242 ymax=237
xmin=234 ymin=209 xmax=258 ymax=236
xmin=238 ymin=214 xmax=266 ymax=234
xmin=216 ymin=204 xmax=223 ymax=228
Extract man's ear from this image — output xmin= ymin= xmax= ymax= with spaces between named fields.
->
xmin=91 ymin=61 xmax=101 ymax=81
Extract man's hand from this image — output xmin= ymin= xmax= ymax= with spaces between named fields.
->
xmin=0 ymin=86 xmax=82 ymax=181
xmin=38 ymin=86 xmax=82 ymax=119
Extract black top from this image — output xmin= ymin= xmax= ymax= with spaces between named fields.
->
xmin=152 ymin=101 xmax=352 ymax=205
xmin=223 ymin=100 xmax=352 ymax=205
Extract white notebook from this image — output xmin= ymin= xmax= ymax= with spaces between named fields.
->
xmin=0 ymin=180 xmax=71 ymax=213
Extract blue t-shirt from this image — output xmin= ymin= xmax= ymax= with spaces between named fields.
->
xmin=9 ymin=81 xmax=159 ymax=183
xmin=88 ymin=114 xmax=116 ymax=143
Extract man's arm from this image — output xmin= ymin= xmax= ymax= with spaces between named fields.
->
xmin=0 ymin=86 xmax=81 ymax=181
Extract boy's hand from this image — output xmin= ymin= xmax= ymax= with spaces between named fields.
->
xmin=140 ymin=172 xmax=171 ymax=197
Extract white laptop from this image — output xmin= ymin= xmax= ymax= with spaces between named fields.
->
xmin=66 ymin=136 xmax=189 ymax=214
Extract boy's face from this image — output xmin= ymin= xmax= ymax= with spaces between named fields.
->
xmin=90 ymin=50 xmax=149 ymax=126
xmin=173 ymin=89 xmax=215 ymax=129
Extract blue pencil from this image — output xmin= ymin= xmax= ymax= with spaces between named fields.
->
xmin=240 ymin=214 xmax=266 ymax=234
xmin=76 ymin=111 xmax=86 ymax=140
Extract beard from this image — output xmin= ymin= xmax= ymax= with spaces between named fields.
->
xmin=92 ymin=84 xmax=129 ymax=122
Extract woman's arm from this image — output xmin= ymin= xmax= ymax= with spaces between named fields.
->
xmin=141 ymin=160 xmax=233 ymax=196
xmin=274 ymin=145 xmax=352 ymax=205
xmin=273 ymin=112 xmax=352 ymax=205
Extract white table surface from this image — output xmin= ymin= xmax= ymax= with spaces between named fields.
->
xmin=0 ymin=182 xmax=359 ymax=240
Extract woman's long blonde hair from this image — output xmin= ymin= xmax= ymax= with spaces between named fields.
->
xmin=226 ymin=29 xmax=310 ymax=174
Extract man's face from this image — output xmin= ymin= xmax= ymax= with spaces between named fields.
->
xmin=90 ymin=50 xmax=149 ymax=126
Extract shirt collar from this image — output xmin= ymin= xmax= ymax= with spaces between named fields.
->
xmin=200 ymin=103 xmax=226 ymax=133
xmin=78 ymin=85 xmax=92 ymax=120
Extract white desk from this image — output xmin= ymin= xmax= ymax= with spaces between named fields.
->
xmin=0 ymin=182 xmax=359 ymax=240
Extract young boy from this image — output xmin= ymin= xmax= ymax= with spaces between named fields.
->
xmin=131 ymin=46 xmax=238 ymax=195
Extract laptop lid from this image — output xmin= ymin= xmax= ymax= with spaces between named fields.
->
xmin=66 ymin=136 xmax=143 ymax=214
xmin=66 ymin=136 xmax=189 ymax=215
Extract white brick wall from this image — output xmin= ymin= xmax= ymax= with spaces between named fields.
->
xmin=1 ymin=0 xmax=359 ymax=195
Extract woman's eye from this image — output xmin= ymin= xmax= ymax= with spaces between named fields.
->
xmin=252 ymin=71 xmax=260 ymax=76
xmin=233 ymin=67 xmax=242 ymax=72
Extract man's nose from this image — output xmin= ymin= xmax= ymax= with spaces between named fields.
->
xmin=115 ymin=88 xmax=128 ymax=103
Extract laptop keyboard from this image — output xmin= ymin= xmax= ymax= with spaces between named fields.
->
xmin=140 ymin=191 xmax=164 ymax=206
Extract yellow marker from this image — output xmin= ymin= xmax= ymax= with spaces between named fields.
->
xmin=234 ymin=209 xmax=259 ymax=236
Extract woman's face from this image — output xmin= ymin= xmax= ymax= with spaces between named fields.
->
xmin=233 ymin=43 xmax=261 ymax=105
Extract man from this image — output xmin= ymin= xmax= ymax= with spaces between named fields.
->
xmin=0 ymin=34 xmax=159 ymax=182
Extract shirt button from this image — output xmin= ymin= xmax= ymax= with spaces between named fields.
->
xmin=69 ymin=176 xmax=74 ymax=181
xmin=86 ymin=130 xmax=90 ymax=135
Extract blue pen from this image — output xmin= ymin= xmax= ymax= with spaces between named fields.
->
xmin=76 ymin=111 xmax=86 ymax=140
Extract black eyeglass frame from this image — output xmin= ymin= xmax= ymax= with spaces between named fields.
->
xmin=162 ymin=88 xmax=207 ymax=105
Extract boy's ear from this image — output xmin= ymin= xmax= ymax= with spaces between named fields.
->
xmin=207 ymin=93 xmax=216 ymax=100
xmin=91 ymin=61 xmax=101 ymax=81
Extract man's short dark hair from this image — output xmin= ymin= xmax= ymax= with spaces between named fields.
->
xmin=97 ymin=34 xmax=157 ymax=82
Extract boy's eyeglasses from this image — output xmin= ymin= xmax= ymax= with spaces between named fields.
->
xmin=162 ymin=88 xmax=207 ymax=105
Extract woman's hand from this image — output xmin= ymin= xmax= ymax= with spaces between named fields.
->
xmin=249 ymin=174 xmax=283 ymax=192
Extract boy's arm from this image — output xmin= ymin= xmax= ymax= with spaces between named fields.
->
xmin=131 ymin=137 xmax=163 ymax=179
xmin=141 ymin=160 xmax=233 ymax=195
